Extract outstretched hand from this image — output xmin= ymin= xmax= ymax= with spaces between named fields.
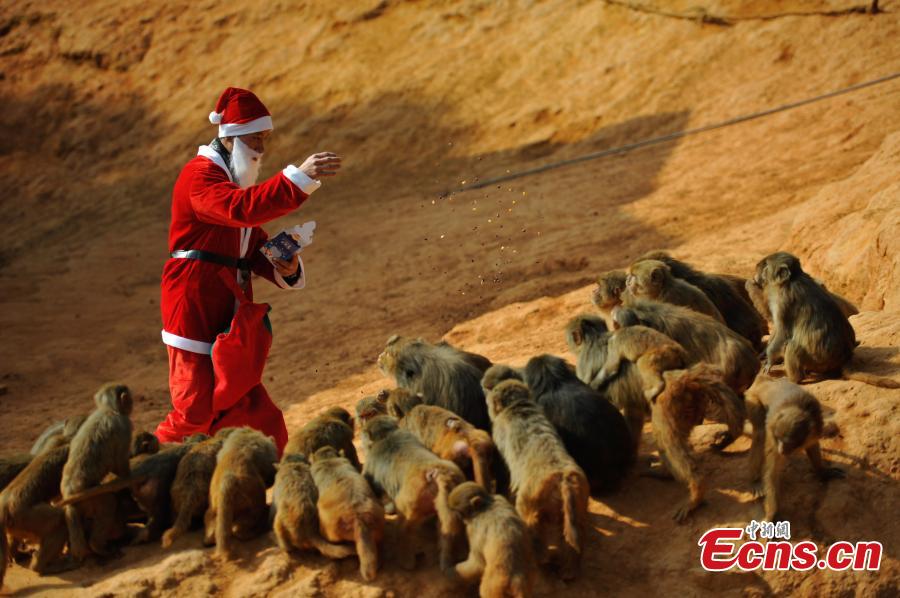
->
xmin=300 ymin=152 xmax=342 ymax=178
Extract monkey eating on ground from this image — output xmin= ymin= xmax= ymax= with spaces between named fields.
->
xmin=754 ymin=252 xmax=898 ymax=388
xmin=445 ymin=482 xmax=534 ymax=598
xmin=626 ymin=259 xmax=725 ymax=322
xmin=29 ymin=414 xmax=88 ymax=456
xmin=361 ymin=415 xmax=465 ymax=571
xmin=161 ymin=429 xmax=236 ymax=548
xmin=520 ymin=355 xmax=634 ymax=495
xmin=204 ymin=428 xmax=278 ymax=558
xmin=566 ymin=314 xmax=687 ymax=401
xmin=746 ymin=375 xmax=845 ymax=520
xmin=636 ymin=251 xmax=766 ymax=351
xmin=485 ymin=377 xmax=589 ymax=580
xmin=270 ymin=452 xmax=357 ymax=561
xmin=285 ymin=407 xmax=361 ymax=470
xmin=383 ymin=389 xmax=498 ymax=492
xmin=310 ymin=446 xmax=385 ymax=580
xmin=590 ymin=270 xmax=629 ymax=329
xmin=60 ymin=383 xmax=134 ymax=561
xmin=0 ymin=442 xmax=73 ymax=587
xmin=378 ymin=335 xmax=491 ymax=430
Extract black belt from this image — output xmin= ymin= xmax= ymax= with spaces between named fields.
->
xmin=170 ymin=250 xmax=250 ymax=271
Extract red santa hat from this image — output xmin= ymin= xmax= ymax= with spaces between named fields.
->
xmin=208 ymin=87 xmax=274 ymax=137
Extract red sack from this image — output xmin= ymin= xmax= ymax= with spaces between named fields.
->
xmin=211 ymin=269 xmax=273 ymax=412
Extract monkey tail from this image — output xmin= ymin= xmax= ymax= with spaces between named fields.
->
xmin=430 ymin=467 xmax=463 ymax=571
xmin=215 ymin=475 xmax=236 ymax=558
xmin=841 ymin=366 xmax=900 ymax=389
xmin=308 ymin=530 xmax=355 ymax=561
xmin=53 ymin=474 xmax=149 ymax=507
xmin=560 ymin=470 xmax=582 ymax=560
xmin=353 ymin=517 xmax=379 ymax=581
xmin=161 ymin=504 xmax=193 ymax=549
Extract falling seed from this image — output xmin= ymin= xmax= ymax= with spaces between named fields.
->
xmin=522 ymin=191 xmax=526 ymax=196
xmin=512 ymin=200 xmax=517 ymax=205
xmin=431 ymin=199 xmax=435 ymax=204
xmin=440 ymin=234 xmax=445 ymax=239
xmin=488 ymin=219 xmax=492 ymax=223
xmin=461 ymin=180 xmax=467 ymax=185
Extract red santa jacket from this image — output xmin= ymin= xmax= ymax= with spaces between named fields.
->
xmin=161 ymin=145 xmax=318 ymax=353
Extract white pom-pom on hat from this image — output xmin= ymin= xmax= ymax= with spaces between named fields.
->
xmin=209 ymin=111 xmax=223 ymax=125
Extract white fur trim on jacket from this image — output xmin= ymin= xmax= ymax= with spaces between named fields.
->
xmin=274 ymin=256 xmax=307 ymax=290
xmin=161 ymin=330 xmax=213 ymax=354
xmin=218 ymin=115 xmax=274 ymax=138
xmin=282 ymin=165 xmax=322 ymax=195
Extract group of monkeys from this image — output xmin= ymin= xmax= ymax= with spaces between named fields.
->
xmin=1 ymin=250 xmax=896 ymax=596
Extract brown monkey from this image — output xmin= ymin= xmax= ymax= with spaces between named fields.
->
xmin=285 ymin=407 xmax=361 ymax=470
xmin=379 ymin=387 xmax=426 ymax=420
xmin=590 ymin=270 xmax=629 ymax=328
xmin=378 ymin=335 xmax=490 ymax=429
xmin=310 ymin=446 xmax=385 ymax=580
xmin=486 ymin=379 xmax=589 ymax=580
xmin=60 ymin=383 xmax=133 ymax=560
xmin=355 ymin=395 xmax=389 ymax=429
xmin=567 ymin=314 xmax=687 ymax=401
xmin=614 ymin=300 xmax=759 ymax=394
xmin=161 ymin=428 xmax=236 ymax=548
xmin=0 ymin=453 xmax=32 ymax=492
xmin=637 ymin=251 xmax=766 ymax=350
xmin=755 ymin=252 xmax=898 ymax=388
xmin=627 ymin=259 xmax=725 ymax=322
xmin=745 ymin=277 xmax=859 ymax=323
xmin=0 ymin=442 xmax=74 ymax=587
xmin=204 ymin=428 xmax=278 ymax=558
xmin=29 ymin=415 xmax=88 ymax=456
xmin=361 ymin=415 xmax=465 ymax=570
xmin=520 ymin=356 xmax=635 ymax=495
xmin=270 ymin=452 xmax=356 ymax=560
xmin=131 ymin=431 xmax=161 ymax=457
xmin=648 ymin=364 xmax=745 ymax=522
xmin=746 ymin=375 xmax=844 ymax=520
xmin=446 ymin=482 xmax=534 ymax=598
xmin=56 ymin=436 xmax=208 ymax=544
xmin=568 ymin=313 xmax=746 ymax=452
xmin=390 ymin=391 xmax=498 ymax=492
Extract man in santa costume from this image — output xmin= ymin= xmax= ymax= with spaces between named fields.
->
xmin=157 ymin=87 xmax=340 ymax=452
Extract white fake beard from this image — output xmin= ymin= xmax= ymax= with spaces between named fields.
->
xmin=231 ymin=137 xmax=263 ymax=188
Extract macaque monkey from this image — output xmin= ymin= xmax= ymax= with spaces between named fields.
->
xmin=746 ymin=375 xmax=844 ymax=520
xmin=360 ymin=415 xmax=464 ymax=570
xmin=754 ymin=252 xmax=897 ymax=388
xmin=521 ymin=355 xmax=634 ymax=494
xmin=637 ymin=251 xmax=766 ymax=350
xmin=270 ymin=452 xmax=356 ymax=560
xmin=204 ymin=428 xmax=278 ymax=558
xmin=378 ymin=335 xmax=491 ymax=429
xmin=60 ymin=383 xmax=133 ymax=560
xmin=286 ymin=407 xmax=361 ymax=470
xmin=590 ymin=270 xmax=629 ymax=328
xmin=0 ymin=443 xmax=74 ymax=586
xmin=162 ymin=428 xmax=236 ymax=548
xmin=385 ymin=390 xmax=498 ymax=492
xmin=566 ymin=315 xmax=687 ymax=401
xmin=485 ymin=378 xmax=589 ymax=580
xmin=446 ymin=482 xmax=534 ymax=597
xmin=627 ymin=259 xmax=724 ymax=322
xmin=310 ymin=446 xmax=385 ymax=580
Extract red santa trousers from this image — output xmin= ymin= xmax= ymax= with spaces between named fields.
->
xmin=157 ymin=348 xmax=288 ymax=454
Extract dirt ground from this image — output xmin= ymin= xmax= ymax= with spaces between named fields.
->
xmin=1 ymin=0 xmax=898 ymax=595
